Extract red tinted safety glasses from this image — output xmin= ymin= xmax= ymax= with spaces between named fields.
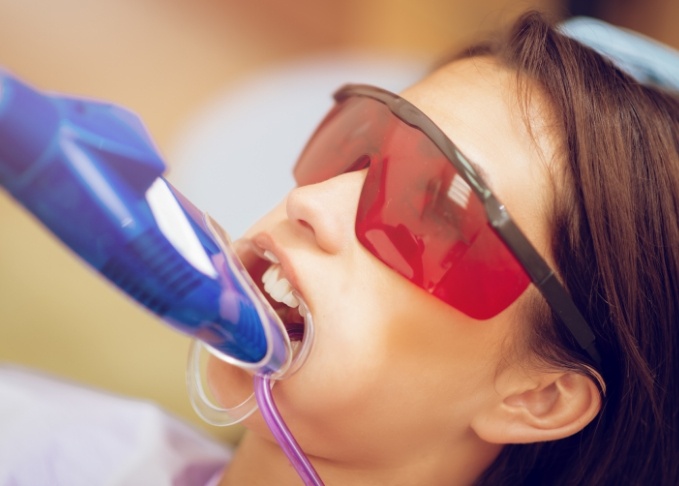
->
xmin=293 ymin=84 xmax=602 ymax=368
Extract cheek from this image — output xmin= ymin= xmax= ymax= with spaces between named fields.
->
xmin=261 ymin=267 xmax=398 ymax=422
xmin=273 ymin=262 xmax=483 ymax=417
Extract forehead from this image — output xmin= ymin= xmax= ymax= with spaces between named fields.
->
xmin=400 ymin=57 xmax=558 ymax=258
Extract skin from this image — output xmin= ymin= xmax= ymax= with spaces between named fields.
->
xmin=210 ymin=57 xmax=601 ymax=485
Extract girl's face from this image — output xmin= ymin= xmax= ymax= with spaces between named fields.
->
xmin=208 ymin=57 xmax=558 ymax=468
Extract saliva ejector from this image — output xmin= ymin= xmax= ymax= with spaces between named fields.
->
xmin=0 ymin=71 xmax=323 ymax=484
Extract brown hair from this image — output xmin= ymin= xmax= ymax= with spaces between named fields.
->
xmin=461 ymin=11 xmax=679 ymax=485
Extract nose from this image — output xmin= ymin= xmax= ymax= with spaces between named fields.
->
xmin=286 ymin=170 xmax=367 ymax=254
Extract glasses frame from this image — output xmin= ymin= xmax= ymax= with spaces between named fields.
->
xmin=334 ymin=84 xmax=602 ymax=369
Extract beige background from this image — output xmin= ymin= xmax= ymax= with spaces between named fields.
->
xmin=0 ymin=0 xmax=675 ymax=443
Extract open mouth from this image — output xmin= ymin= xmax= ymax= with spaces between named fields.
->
xmin=226 ymin=236 xmax=315 ymax=377
xmin=242 ymin=247 xmax=308 ymax=346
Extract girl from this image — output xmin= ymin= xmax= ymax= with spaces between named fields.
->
xmin=206 ymin=11 xmax=679 ymax=486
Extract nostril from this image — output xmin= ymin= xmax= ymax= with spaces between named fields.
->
xmin=295 ymin=218 xmax=314 ymax=233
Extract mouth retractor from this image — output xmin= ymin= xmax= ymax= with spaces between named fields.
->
xmin=187 ymin=215 xmax=315 ymax=426
xmin=186 ymin=217 xmax=323 ymax=483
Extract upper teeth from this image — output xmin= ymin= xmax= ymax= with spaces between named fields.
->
xmin=262 ymin=264 xmax=299 ymax=308
xmin=263 ymin=250 xmax=279 ymax=264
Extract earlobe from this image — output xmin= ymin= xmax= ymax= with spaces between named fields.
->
xmin=471 ymin=371 xmax=602 ymax=444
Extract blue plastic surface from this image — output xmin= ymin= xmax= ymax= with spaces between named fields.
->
xmin=0 ymin=71 xmax=289 ymax=373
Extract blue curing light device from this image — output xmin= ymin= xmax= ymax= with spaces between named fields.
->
xmin=0 ymin=71 xmax=292 ymax=375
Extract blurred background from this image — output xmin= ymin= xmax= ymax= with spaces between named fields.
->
xmin=1 ymin=0 xmax=677 ymax=443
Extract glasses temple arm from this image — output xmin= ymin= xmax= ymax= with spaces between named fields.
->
xmin=486 ymin=198 xmax=603 ymax=368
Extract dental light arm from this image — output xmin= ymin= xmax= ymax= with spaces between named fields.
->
xmin=0 ymin=70 xmax=291 ymax=375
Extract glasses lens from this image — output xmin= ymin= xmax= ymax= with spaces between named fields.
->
xmin=294 ymin=95 xmax=530 ymax=319
xmin=294 ymin=97 xmax=390 ymax=185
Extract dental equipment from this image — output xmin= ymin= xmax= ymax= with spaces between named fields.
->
xmin=0 ymin=70 xmax=295 ymax=373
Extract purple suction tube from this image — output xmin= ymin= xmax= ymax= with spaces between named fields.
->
xmin=254 ymin=374 xmax=324 ymax=485
xmin=253 ymin=324 xmax=324 ymax=485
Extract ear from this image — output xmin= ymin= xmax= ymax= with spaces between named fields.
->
xmin=470 ymin=370 xmax=602 ymax=444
